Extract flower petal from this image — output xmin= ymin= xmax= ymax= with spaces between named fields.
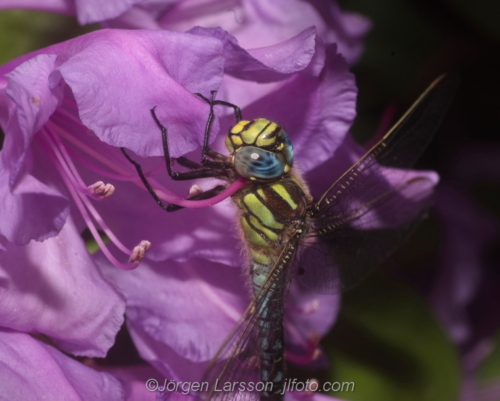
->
xmin=285 ymin=282 xmax=340 ymax=348
xmin=219 ymin=44 xmax=356 ymax=174
xmin=0 ymin=0 xmax=76 ymax=16
xmin=189 ymin=26 xmax=316 ymax=82
xmin=0 ymin=217 xmax=125 ymax=357
xmin=54 ymin=29 xmax=224 ymax=158
xmin=2 ymin=54 xmax=64 ymax=182
xmin=0 ymin=160 xmax=68 ymax=245
xmin=75 ymin=0 xmax=141 ymax=25
xmin=0 ymin=329 xmax=124 ymax=400
xmin=158 ymin=0 xmax=370 ymax=65
xmin=98 ymin=254 xmax=248 ymax=379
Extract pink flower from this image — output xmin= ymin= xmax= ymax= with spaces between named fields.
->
xmin=0 ymin=0 xmax=371 ymax=64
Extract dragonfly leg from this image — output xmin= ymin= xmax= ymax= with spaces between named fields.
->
xmin=121 ymin=87 xmax=249 ymax=212
xmin=194 ymin=91 xmax=241 ymax=170
xmin=121 ymin=147 xmax=229 ymax=212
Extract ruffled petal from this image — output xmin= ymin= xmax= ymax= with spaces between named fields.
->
xmin=0 ymin=0 xmax=76 ymax=16
xmin=0 ymin=218 xmax=125 ymax=357
xmin=54 ymin=29 xmax=224 ymax=158
xmin=0 ymin=160 xmax=68 ymax=245
xmin=189 ymin=26 xmax=316 ymax=82
xmin=74 ymin=0 xmax=141 ymax=24
xmin=0 ymin=329 xmax=124 ymax=400
xmin=217 ymin=44 xmax=356 ymax=174
xmin=158 ymin=0 xmax=370 ymax=65
xmin=98 ymin=253 xmax=248 ymax=379
xmin=3 ymin=54 xmax=64 ymax=181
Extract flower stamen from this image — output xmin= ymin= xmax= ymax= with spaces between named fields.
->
xmin=129 ymin=240 xmax=152 ymax=263
xmin=88 ymin=181 xmax=115 ymax=199
xmin=52 ymin=110 xmax=248 ymax=208
xmin=286 ymin=332 xmax=321 ymax=364
xmin=38 ymin=129 xmax=146 ymax=270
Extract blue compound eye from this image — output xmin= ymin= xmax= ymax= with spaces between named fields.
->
xmin=234 ymin=146 xmax=285 ymax=180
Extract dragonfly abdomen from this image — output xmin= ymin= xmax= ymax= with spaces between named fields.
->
xmin=232 ymin=174 xmax=311 ymax=399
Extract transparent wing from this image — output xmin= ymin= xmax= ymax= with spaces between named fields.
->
xmin=298 ymin=74 xmax=458 ymax=293
xmin=199 ymin=232 xmax=302 ymax=401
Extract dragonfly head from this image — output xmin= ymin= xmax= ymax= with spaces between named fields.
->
xmin=225 ymin=118 xmax=294 ymax=180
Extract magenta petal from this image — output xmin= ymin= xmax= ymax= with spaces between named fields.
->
xmin=105 ymin=6 xmax=163 ymax=30
xmin=3 ymin=54 xmax=63 ymax=181
xmin=247 ymin=27 xmax=317 ymax=75
xmin=74 ymin=0 xmax=140 ymax=24
xmin=0 ymin=330 xmax=124 ymax=400
xmin=92 ymin=175 xmax=241 ymax=266
xmin=308 ymin=0 xmax=372 ymax=64
xmin=285 ymin=282 xmax=340 ymax=348
xmin=0 ymin=218 xmax=125 ymax=357
xmin=232 ymin=44 xmax=356 ymax=174
xmin=0 ymin=162 xmax=68 ymax=245
xmin=189 ymin=27 xmax=316 ymax=82
xmin=159 ymin=0 xmax=370 ymax=65
xmin=0 ymin=0 xmax=76 ymax=15
xmin=105 ymin=365 xmax=164 ymax=401
xmin=98 ymin=254 xmax=248 ymax=379
xmin=55 ymin=29 xmax=224 ymax=158
xmin=286 ymin=393 xmax=348 ymax=401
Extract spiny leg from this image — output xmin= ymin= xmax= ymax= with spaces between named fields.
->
xmin=193 ymin=92 xmax=232 ymax=170
xmin=194 ymin=91 xmax=242 ymax=170
xmin=195 ymin=92 xmax=242 ymax=122
xmin=121 ymin=147 xmax=228 ymax=213
xmin=121 ymin=147 xmax=173 ymax=212
xmin=150 ymin=107 xmax=229 ymax=180
xmin=121 ymin=97 xmax=237 ymax=213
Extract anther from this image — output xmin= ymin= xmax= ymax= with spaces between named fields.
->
xmin=88 ymin=181 xmax=115 ymax=199
xmin=129 ymin=240 xmax=152 ymax=263
xmin=286 ymin=332 xmax=321 ymax=365
xmin=189 ymin=184 xmax=204 ymax=197
xmin=298 ymin=300 xmax=320 ymax=315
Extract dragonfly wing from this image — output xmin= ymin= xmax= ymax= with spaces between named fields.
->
xmin=298 ymin=175 xmax=434 ymax=293
xmin=298 ymin=74 xmax=458 ymax=293
xmin=200 ymin=232 xmax=302 ymax=401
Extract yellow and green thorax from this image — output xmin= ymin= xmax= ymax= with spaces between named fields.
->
xmin=226 ymin=118 xmax=310 ymax=271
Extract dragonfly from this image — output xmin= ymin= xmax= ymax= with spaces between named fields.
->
xmin=121 ymin=74 xmax=458 ymax=400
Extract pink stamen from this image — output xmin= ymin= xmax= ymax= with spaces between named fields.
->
xmin=53 ymin=107 xmax=248 ymax=208
xmin=65 ymin=144 xmax=164 ymax=181
xmin=286 ymin=332 xmax=321 ymax=365
xmin=129 ymin=240 xmax=152 ymax=263
xmin=288 ymin=300 xmax=320 ymax=315
xmin=88 ymin=181 xmax=115 ymax=199
xmin=50 ymin=117 xmax=133 ymax=177
xmin=75 ymin=188 xmax=134 ymax=256
xmin=42 ymin=129 xmax=99 ymax=200
xmin=39 ymin=134 xmax=143 ymax=270
xmin=163 ymin=177 xmax=248 ymax=208
xmin=45 ymin=125 xmax=116 ymax=201
xmin=43 ymin=127 xmax=138 ymax=256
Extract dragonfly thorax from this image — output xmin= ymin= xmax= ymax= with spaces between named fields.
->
xmin=225 ymin=118 xmax=294 ymax=180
